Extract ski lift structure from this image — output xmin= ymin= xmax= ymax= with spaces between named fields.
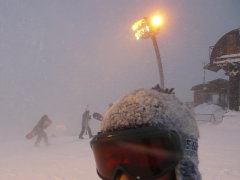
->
xmin=204 ymin=28 xmax=240 ymax=111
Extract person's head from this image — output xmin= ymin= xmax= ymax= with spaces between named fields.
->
xmin=86 ymin=105 xmax=90 ymax=111
xmin=91 ymin=88 xmax=201 ymax=180
xmin=42 ymin=115 xmax=49 ymax=120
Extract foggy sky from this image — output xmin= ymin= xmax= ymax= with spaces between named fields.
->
xmin=0 ymin=0 xmax=239 ymax=138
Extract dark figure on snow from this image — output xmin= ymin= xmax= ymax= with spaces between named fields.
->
xmin=34 ymin=115 xmax=52 ymax=146
xmin=79 ymin=108 xmax=93 ymax=139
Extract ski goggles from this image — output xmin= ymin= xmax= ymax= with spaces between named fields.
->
xmin=90 ymin=126 xmax=183 ymax=180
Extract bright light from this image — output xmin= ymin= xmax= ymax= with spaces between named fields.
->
xmin=145 ymin=25 xmax=150 ymax=32
xmin=131 ymin=18 xmax=150 ymax=39
xmin=131 ymin=15 xmax=164 ymax=40
xmin=131 ymin=19 xmax=145 ymax=32
xmin=131 ymin=24 xmax=138 ymax=31
xmin=151 ymin=16 xmax=163 ymax=27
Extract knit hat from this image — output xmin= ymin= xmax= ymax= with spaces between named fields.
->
xmin=101 ymin=88 xmax=201 ymax=180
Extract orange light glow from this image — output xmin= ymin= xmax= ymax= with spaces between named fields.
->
xmin=131 ymin=15 xmax=164 ymax=40
xmin=151 ymin=16 xmax=163 ymax=27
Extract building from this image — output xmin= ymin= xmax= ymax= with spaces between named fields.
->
xmin=204 ymin=28 xmax=240 ymax=111
xmin=191 ymin=78 xmax=228 ymax=108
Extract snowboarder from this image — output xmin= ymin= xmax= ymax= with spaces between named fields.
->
xmin=27 ymin=115 xmax=52 ymax=146
xmin=90 ymin=86 xmax=201 ymax=180
xmin=79 ymin=108 xmax=93 ymax=139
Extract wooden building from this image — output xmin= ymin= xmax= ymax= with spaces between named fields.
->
xmin=191 ymin=78 xmax=228 ymax=108
xmin=204 ymin=28 xmax=240 ymax=111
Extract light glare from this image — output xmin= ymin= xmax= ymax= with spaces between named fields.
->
xmin=131 ymin=15 xmax=164 ymax=40
xmin=151 ymin=16 xmax=163 ymax=27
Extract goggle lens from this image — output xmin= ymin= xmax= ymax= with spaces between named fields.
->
xmin=91 ymin=128 xmax=182 ymax=180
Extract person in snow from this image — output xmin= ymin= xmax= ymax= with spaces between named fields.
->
xmin=34 ymin=115 xmax=51 ymax=146
xmin=79 ymin=108 xmax=93 ymax=139
xmin=90 ymin=87 xmax=201 ymax=180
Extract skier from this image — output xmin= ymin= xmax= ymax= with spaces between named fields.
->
xmin=34 ymin=115 xmax=51 ymax=146
xmin=79 ymin=108 xmax=93 ymax=139
xmin=90 ymin=86 xmax=201 ymax=180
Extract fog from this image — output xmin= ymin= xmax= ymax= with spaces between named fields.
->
xmin=0 ymin=0 xmax=239 ymax=139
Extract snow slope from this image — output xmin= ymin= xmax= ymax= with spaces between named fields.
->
xmin=199 ymin=112 xmax=240 ymax=179
xmin=0 ymin=112 xmax=240 ymax=180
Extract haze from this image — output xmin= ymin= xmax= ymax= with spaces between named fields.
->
xmin=0 ymin=0 xmax=239 ymax=139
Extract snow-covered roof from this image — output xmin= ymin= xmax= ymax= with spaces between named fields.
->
xmin=191 ymin=78 xmax=228 ymax=91
xmin=213 ymin=53 xmax=240 ymax=65
xmin=216 ymin=53 xmax=240 ymax=59
xmin=214 ymin=58 xmax=240 ymax=65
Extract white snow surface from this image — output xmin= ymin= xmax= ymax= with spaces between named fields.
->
xmin=194 ymin=103 xmax=224 ymax=114
xmin=1 ymin=112 xmax=240 ymax=180
xmin=194 ymin=103 xmax=226 ymax=121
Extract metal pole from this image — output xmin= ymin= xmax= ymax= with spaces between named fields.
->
xmin=151 ymin=35 xmax=164 ymax=89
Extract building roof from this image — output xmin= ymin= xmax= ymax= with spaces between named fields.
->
xmin=205 ymin=28 xmax=240 ymax=72
xmin=191 ymin=78 xmax=228 ymax=92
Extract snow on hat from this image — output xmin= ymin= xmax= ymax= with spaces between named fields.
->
xmin=101 ymin=88 xmax=201 ymax=180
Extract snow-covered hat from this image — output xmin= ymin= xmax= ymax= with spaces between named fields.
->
xmin=101 ymin=88 xmax=201 ymax=180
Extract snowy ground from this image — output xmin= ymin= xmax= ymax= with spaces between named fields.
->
xmin=0 ymin=111 xmax=240 ymax=180
xmin=198 ymin=111 xmax=240 ymax=180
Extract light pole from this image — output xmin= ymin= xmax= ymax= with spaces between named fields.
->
xmin=132 ymin=15 xmax=165 ymax=88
